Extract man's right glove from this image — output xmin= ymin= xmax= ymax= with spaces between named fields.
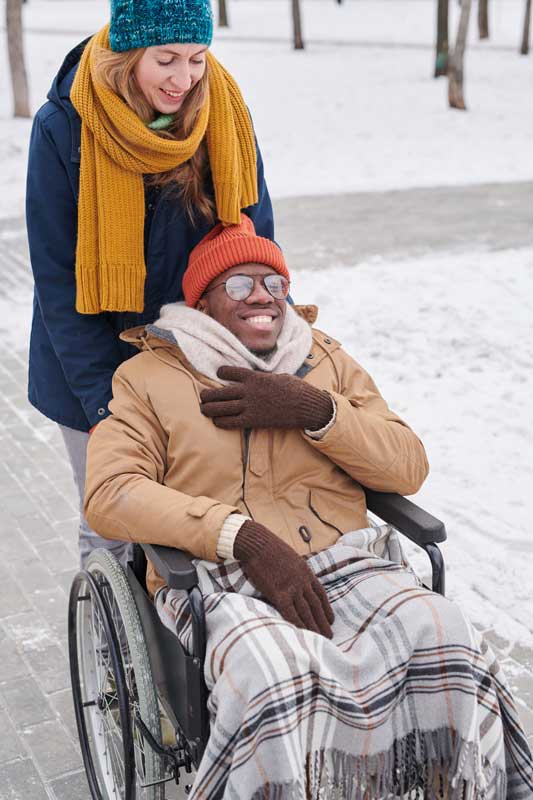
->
xmin=233 ymin=520 xmax=334 ymax=638
xmin=200 ymin=366 xmax=334 ymax=431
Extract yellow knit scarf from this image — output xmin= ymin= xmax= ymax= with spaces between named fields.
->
xmin=70 ymin=25 xmax=258 ymax=314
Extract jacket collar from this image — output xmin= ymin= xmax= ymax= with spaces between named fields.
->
xmin=47 ymin=38 xmax=91 ymax=105
xmin=305 ymin=328 xmax=341 ymax=367
xmin=47 ymin=37 xmax=91 ymax=164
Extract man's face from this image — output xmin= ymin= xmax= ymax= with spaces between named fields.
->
xmin=196 ymin=263 xmax=287 ymax=354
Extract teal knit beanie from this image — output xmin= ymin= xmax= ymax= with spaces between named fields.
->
xmin=109 ymin=0 xmax=213 ymax=52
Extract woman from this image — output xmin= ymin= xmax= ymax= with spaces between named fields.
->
xmin=26 ymin=0 xmax=274 ymax=566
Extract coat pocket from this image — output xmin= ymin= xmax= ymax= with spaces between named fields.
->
xmin=308 ymin=486 xmax=368 ymax=536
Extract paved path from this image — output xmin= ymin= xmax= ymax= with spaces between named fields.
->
xmin=273 ymin=181 xmax=533 ymax=270
xmin=0 ymin=182 xmax=532 ymax=797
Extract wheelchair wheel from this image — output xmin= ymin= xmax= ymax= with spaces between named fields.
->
xmin=69 ymin=549 xmax=165 ymax=799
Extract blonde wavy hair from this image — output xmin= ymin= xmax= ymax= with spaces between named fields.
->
xmin=94 ymin=45 xmax=215 ymax=225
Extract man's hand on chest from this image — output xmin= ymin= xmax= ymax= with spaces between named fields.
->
xmin=199 ymin=366 xmax=334 ymax=431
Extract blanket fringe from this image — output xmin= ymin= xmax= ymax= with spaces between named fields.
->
xmin=250 ymin=728 xmax=507 ymax=800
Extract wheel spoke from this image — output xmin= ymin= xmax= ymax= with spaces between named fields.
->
xmin=105 ymin=722 xmax=126 ymax=794
xmin=105 ymin=588 xmax=152 ymax=791
xmin=69 ymin=553 xmax=168 ymax=800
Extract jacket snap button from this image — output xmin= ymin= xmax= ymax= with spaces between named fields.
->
xmin=324 ymin=338 xmax=332 ymax=344
xmin=307 ymin=354 xmax=314 ymax=359
xmin=97 ymin=407 xmax=106 ymax=416
xmin=299 ymin=525 xmax=312 ymax=543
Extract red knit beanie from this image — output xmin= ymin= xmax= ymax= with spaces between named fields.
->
xmin=182 ymin=214 xmax=290 ymax=308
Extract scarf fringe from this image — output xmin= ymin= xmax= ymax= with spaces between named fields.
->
xmin=98 ymin=264 xmax=146 ymax=314
xmin=248 ymin=729 xmax=507 ymax=800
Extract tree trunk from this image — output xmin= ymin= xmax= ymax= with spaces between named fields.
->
xmin=218 ymin=0 xmax=229 ymax=28
xmin=448 ymin=0 xmax=472 ymax=110
xmin=292 ymin=0 xmax=304 ymax=50
xmin=434 ymin=0 xmax=449 ymax=77
xmin=478 ymin=0 xmax=489 ymax=39
xmin=520 ymin=0 xmax=532 ymax=54
xmin=6 ymin=0 xmax=30 ymax=118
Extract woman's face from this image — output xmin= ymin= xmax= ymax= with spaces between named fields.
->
xmin=134 ymin=43 xmax=208 ymax=114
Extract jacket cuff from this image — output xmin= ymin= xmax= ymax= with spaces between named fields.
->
xmin=305 ymin=396 xmax=337 ymax=440
xmin=217 ymin=513 xmax=251 ymax=560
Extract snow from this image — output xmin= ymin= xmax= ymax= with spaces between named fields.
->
xmin=0 ymin=1 xmax=532 ymax=646
xmin=1 ymin=0 xmax=533 ymax=216
xmin=291 ymin=246 xmax=533 ymax=646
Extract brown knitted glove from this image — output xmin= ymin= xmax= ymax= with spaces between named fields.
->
xmin=200 ymin=366 xmax=334 ymax=431
xmin=234 ymin=520 xmax=334 ymax=638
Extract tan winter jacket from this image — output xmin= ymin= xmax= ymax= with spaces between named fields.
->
xmin=84 ymin=312 xmax=429 ymax=597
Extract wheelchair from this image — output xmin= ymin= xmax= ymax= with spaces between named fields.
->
xmin=68 ymin=488 xmax=447 ymax=799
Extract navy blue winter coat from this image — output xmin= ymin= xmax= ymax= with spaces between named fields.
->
xmin=26 ymin=40 xmax=275 ymax=432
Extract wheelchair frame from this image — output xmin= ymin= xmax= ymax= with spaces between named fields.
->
xmin=69 ymin=489 xmax=446 ymax=797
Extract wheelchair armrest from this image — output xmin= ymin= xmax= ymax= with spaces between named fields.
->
xmin=142 ymin=544 xmax=199 ymax=590
xmin=364 ymin=489 xmax=447 ymax=545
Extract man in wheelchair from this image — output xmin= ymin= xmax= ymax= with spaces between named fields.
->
xmin=84 ymin=215 xmax=532 ymax=799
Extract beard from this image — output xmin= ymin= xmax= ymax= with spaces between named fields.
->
xmin=250 ymin=346 xmax=277 ymax=360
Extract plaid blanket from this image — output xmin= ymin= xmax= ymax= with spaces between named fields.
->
xmin=156 ymin=526 xmax=533 ymax=799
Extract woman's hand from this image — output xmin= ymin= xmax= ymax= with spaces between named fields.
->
xmin=200 ymin=366 xmax=333 ymax=431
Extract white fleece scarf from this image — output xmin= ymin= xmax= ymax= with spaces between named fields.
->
xmin=154 ymin=302 xmax=313 ymax=382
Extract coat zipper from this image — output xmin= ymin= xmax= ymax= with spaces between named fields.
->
xmin=241 ymin=428 xmax=253 ymax=518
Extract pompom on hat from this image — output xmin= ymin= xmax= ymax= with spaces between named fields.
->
xmin=183 ymin=215 xmax=290 ymax=308
xmin=109 ymin=0 xmax=213 ymax=52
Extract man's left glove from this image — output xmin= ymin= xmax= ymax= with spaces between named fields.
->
xmin=234 ymin=520 xmax=334 ymax=638
xmin=200 ymin=366 xmax=334 ymax=431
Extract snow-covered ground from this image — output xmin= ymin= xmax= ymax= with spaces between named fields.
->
xmin=291 ymin=245 xmax=533 ymax=647
xmin=1 ymin=0 xmax=533 ymax=216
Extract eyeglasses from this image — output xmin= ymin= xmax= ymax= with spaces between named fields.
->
xmin=204 ymin=273 xmax=290 ymax=301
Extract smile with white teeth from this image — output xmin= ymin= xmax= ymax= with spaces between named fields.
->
xmin=161 ymin=88 xmax=184 ymax=98
xmin=245 ymin=315 xmax=275 ymax=329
